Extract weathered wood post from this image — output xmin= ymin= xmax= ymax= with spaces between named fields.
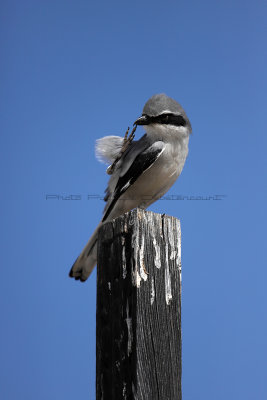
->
xmin=96 ymin=208 xmax=182 ymax=400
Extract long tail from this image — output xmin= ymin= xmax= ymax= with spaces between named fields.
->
xmin=69 ymin=222 xmax=102 ymax=282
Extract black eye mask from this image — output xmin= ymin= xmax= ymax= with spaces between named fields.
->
xmin=143 ymin=113 xmax=187 ymax=127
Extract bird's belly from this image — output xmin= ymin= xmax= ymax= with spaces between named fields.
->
xmin=107 ymin=148 xmax=187 ymax=220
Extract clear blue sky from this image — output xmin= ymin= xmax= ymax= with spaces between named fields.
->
xmin=1 ymin=1 xmax=266 ymax=399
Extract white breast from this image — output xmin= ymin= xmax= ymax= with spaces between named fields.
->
xmin=106 ymin=125 xmax=190 ymax=220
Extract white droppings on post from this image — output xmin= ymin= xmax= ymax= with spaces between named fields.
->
xmin=125 ymin=299 xmax=132 ymax=356
xmin=131 ymin=209 xmax=149 ymax=286
xmin=168 ymin=218 xmax=177 ymax=261
xmin=165 ymin=242 xmax=173 ymax=305
xmin=131 ymin=214 xmax=140 ymax=287
xmin=154 ymin=240 xmax=161 ymax=268
xmin=135 ymin=270 xmax=141 ymax=288
xmin=151 ymin=217 xmax=161 ymax=268
xmin=177 ymin=220 xmax=182 ymax=282
xmin=139 ymin=235 xmax=148 ymax=281
xmin=151 ymin=277 xmax=155 ymax=305
xmin=162 ymin=216 xmax=173 ymax=305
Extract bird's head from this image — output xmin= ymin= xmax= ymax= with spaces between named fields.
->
xmin=134 ymin=93 xmax=192 ymax=137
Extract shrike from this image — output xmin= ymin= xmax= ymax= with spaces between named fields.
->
xmin=69 ymin=94 xmax=192 ymax=281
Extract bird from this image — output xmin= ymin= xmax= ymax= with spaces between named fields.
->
xmin=69 ymin=93 xmax=192 ymax=282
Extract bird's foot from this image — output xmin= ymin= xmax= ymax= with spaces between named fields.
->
xmin=106 ymin=125 xmax=136 ymax=175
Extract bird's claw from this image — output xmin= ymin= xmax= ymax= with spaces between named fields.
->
xmin=107 ymin=125 xmax=136 ymax=175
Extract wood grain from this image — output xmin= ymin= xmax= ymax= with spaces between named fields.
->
xmin=96 ymin=208 xmax=182 ymax=400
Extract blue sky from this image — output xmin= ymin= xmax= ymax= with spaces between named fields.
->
xmin=1 ymin=0 xmax=266 ymax=399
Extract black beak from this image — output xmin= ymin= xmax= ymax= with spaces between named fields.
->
xmin=133 ymin=115 xmax=150 ymax=126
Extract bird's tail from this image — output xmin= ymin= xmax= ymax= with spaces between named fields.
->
xmin=69 ymin=222 xmax=102 ymax=282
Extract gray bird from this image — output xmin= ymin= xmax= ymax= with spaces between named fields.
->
xmin=69 ymin=94 xmax=192 ymax=281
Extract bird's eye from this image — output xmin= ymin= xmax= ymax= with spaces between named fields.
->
xmin=161 ymin=114 xmax=169 ymax=123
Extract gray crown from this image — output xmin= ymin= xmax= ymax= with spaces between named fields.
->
xmin=142 ymin=94 xmax=184 ymax=117
xmin=142 ymin=94 xmax=191 ymax=132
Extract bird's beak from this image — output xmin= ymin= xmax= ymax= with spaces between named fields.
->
xmin=133 ymin=115 xmax=150 ymax=126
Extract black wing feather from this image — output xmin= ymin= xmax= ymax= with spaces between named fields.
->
xmin=102 ymin=145 xmax=163 ymax=221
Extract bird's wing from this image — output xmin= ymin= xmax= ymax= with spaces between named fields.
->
xmin=102 ymin=138 xmax=165 ymax=221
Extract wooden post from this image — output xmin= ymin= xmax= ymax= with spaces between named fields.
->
xmin=96 ymin=208 xmax=182 ymax=400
